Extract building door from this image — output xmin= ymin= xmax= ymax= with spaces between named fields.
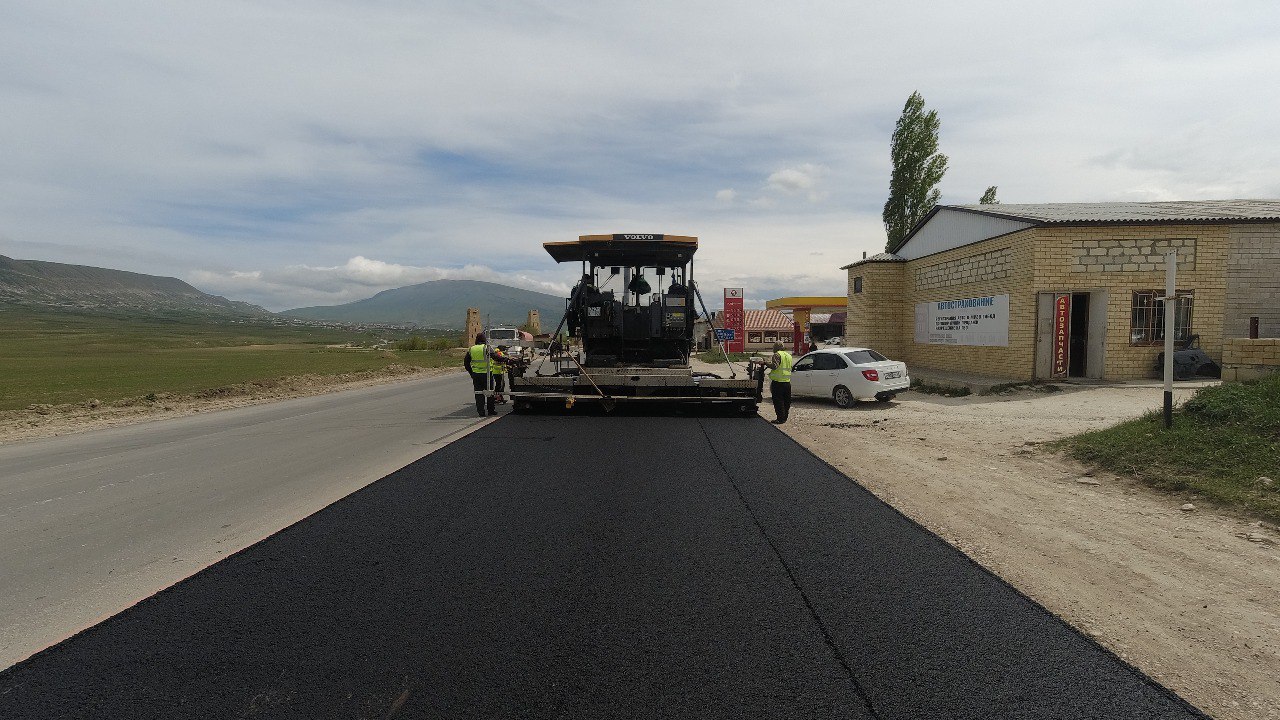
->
xmin=1035 ymin=291 xmax=1108 ymax=381
xmin=1085 ymin=290 xmax=1107 ymax=379
xmin=1034 ymin=293 xmax=1056 ymax=380
xmin=1069 ymin=293 xmax=1089 ymax=377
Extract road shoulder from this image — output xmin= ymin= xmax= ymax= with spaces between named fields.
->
xmin=0 ymin=365 xmax=463 ymax=445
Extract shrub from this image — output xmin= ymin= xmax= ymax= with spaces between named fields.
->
xmin=396 ymin=336 xmax=430 ymax=351
xmin=1182 ymin=374 xmax=1280 ymax=432
xmin=908 ymin=378 xmax=971 ymax=397
xmin=429 ymin=335 xmax=461 ymax=351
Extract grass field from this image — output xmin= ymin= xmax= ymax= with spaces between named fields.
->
xmin=1059 ymin=375 xmax=1280 ymax=522
xmin=0 ymin=308 xmax=461 ymax=411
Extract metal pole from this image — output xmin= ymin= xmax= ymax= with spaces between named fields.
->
xmin=485 ymin=314 xmax=494 ymax=404
xmin=1163 ymin=251 xmax=1176 ymax=429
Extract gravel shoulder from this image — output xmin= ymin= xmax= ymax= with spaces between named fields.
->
xmin=0 ymin=364 xmax=463 ymax=445
xmin=769 ymin=382 xmax=1279 ymax=720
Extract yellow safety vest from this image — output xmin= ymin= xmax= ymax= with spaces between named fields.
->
xmin=769 ymin=351 xmax=793 ymax=382
xmin=469 ymin=344 xmax=491 ymax=374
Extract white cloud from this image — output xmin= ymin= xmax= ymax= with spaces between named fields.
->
xmin=766 ymin=164 xmax=829 ymax=203
xmin=767 ymin=164 xmax=822 ymax=194
xmin=715 ymin=188 xmax=737 ymax=203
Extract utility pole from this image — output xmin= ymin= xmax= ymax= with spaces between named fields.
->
xmin=1162 ymin=252 xmax=1176 ymax=429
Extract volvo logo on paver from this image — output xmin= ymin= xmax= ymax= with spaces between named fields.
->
xmin=614 ymin=234 xmax=661 ymax=240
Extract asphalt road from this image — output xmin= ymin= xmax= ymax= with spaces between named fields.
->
xmin=0 ymin=371 xmax=486 ymax=669
xmin=0 ymin=412 xmax=1206 ymax=718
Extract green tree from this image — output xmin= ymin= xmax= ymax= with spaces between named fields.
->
xmin=980 ymin=186 xmax=999 ymax=204
xmin=883 ymin=91 xmax=948 ymax=253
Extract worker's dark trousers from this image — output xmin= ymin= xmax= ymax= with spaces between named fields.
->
xmin=770 ymin=380 xmax=792 ymax=423
xmin=470 ymin=372 xmax=496 ymax=416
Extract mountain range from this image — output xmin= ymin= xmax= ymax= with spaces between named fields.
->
xmin=0 ymin=255 xmax=565 ymax=329
xmin=0 ymin=255 xmax=270 ymax=318
xmin=282 ymin=279 xmax=565 ymax=329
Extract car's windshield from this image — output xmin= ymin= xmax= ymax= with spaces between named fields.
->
xmin=844 ymin=350 xmax=887 ymax=365
xmin=488 ymin=329 xmax=518 ymax=340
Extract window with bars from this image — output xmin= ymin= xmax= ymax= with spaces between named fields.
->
xmin=1130 ymin=290 xmax=1194 ymax=346
xmin=748 ymin=332 xmax=763 ymax=343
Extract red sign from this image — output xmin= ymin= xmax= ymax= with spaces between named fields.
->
xmin=723 ymin=288 xmax=745 ymax=353
xmin=1052 ymin=293 xmax=1071 ymax=377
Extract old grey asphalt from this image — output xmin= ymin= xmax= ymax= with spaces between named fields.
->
xmin=0 ymin=371 xmax=485 ymax=669
xmin=0 ymin=412 xmax=1206 ymax=718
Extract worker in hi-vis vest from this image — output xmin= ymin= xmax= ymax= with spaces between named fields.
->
xmin=464 ymin=333 xmax=507 ymax=417
xmin=767 ymin=342 xmax=794 ymax=424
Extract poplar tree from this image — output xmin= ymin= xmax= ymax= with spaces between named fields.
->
xmin=980 ymin=186 xmax=999 ymax=204
xmin=882 ymin=91 xmax=948 ymax=253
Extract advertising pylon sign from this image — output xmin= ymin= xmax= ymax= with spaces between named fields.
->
xmin=723 ymin=288 xmax=745 ymax=353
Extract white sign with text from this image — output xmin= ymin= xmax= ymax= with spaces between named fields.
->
xmin=914 ymin=295 xmax=1010 ymax=346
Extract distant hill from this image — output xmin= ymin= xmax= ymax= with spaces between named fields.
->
xmin=283 ymin=279 xmax=566 ymax=329
xmin=0 ymin=255 xmax=271 ymax=318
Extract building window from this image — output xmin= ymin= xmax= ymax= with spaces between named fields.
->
xmin=853 ymin=276 xmax=863 ymax=294
xmin=764 ymin=332 xmax=777 ymax=342
xmin=1130 ymin=290 xmax=1194 ymax=346
xmin=781 ymin=333 xmax=792 ymax=343
xmin=748 ymin=332 xmax=763 ymax=344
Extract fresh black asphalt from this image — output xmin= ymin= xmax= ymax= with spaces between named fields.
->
xmin=0 ymin=414 xmax=1207 ymax=719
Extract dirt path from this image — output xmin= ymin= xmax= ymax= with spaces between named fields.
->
xmin=0 ymin=365 xmax=462 ymax=445
xmin=770 ymin=384 xmax=1278 ymax=719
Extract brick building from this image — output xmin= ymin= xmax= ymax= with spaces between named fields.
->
xmin=697 ymin=309 xmax=795 ymax=352
xmin=743 ymin=309 xmax=794 ymax=350
xmin=842 ymin=200 xmax=1280 ymax=381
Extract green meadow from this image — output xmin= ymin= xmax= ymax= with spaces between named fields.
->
xmin=0 ymin=308 xmax=460 ymax=411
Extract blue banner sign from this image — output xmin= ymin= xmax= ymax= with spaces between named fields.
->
xmin=714 ymin=327 xmax=736 ymax=341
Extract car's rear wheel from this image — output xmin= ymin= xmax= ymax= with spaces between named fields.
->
xmin=833 ymin=385 xmax=855 ymax=408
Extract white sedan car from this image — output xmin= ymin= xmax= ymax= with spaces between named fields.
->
xmin=789 ymin=347 xmax=910 ymax=407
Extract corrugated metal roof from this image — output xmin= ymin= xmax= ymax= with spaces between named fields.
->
xmin=839 ymin=252 xmax=906 ymax=269
xmin=948 ymin=199 xmax=1280 ymax=224
xmin=744 ymin=309 xmax=793 ymax=330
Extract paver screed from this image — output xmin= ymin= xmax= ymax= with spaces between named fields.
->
xmin=0 ymin=414 xmax=1206 ymax=719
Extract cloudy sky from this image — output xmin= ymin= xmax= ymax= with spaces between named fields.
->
xmin=3 ymin=1 xmax=1278 ymax=310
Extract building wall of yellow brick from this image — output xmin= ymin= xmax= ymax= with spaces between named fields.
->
xmin=1031 ymin=225 xmax=1227 ymax=380
xmin=845 ymin=224 xmax=1232 ymax=381
xmin=845 ymin=261 xmax=907 ymax=359
xmin=1222 ymin=338 xmax=1280 ymax=381
xmin=898 ymin=231 xmax=1038 ymax=380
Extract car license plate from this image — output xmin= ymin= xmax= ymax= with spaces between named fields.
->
xmin=884 ymin=370 xmax=902 ymax=379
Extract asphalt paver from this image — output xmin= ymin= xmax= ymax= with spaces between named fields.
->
xmin=0 ymin=414 xmax=1207 ymax=719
